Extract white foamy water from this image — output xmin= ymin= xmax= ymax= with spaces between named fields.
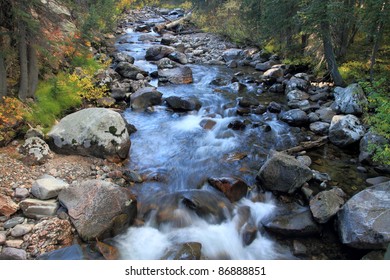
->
xmin=116 ymin=198 xmax=288 ymax=260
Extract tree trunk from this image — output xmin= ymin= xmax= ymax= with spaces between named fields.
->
xmin=27 ymin=44 xmax=38 ymax=99
xmin=0 ymin=36 xmax=7 ymax=98
xmin=18 ymin=22 xmax=29 ymax=101
xmin=320 ymin=20 xmax=344 ymax=86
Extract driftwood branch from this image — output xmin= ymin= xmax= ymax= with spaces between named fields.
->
xmin=153 ymin=12 xmax=193 ymax=33
xmin=283 ymin=136 xmax=328 ymax=155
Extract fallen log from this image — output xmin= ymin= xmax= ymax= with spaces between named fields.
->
xmin=153 ymin=12 xmax=193 ymax=33
xmin=283 ymin=136 xmax=328 ymax=155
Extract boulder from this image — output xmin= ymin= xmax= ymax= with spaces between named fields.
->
xmin=267 ymin=101 xmax=282 ymax=113
xmin=309 ymin=187 xmax=346 ymax=223
xmin=168 ymin=51 xmax=188 ymax=64
xmin=279 ymin=109 xmax=308 ymax=127
xmin=315 ymin=107 xmax=337 ymax=123
xmin=31 ymin=175 xmax=69 ymax=200
xmin=145 ymin=45 xmax=175 ymax=61
xmin=359 ymin=131 xmax=388 ymax=164
xmin=26 ymin=217 xmax=73 ymax=257
xmin=262 ymin=207 xmax=320 ymax=237
xmin=158 ymin=66 xmax=193 ymax=84
xmin=130 ymin=87 xmax=163 ymax=109
xmin=47 ymin=108 xmax=131 ymax=161
xmin=0 ymin=194 xmax=19 ymax=217
xmin=58 ymin=180 xmax=137 ymax=241
xmin=161 ymin=242 xmax=202 ymax=260
xmin=157 ymin=57 xmax=179 ymax=69
xmin=337 ymin=182 xmax=390 ymax=249
xmin=208 ymin=177 xmax=248 ymax=202
xmin=165 ymin=96 xmax=201 ymax=112
xmin=222 ymin=48 xmax=243 ymax=62
xmin=113 ymin=52 xmax=135 ymax=64
xmin=115 ymin=62 xmax=147 ymax=79
xmin=329 ymin=115 xmax=365 ymax=147
xmin=263 ymin=66 xmax=284 ymax=79
xmin=257 ymin=151 xmax=313 ymax=193
xmin=19 ymin=198 xmax=59 ymax=219
xmin=333 ymin=83 xmax=368 ymax=115
xmin=285 ymin=76 xmax=310 ymax=93
xmin=18 ymin=137 xmax=52 ymax=166
xmin=310 ymin=122 xmax=330 ymax=136
xmin=238 ymin=97 xmax=260 ymax=108
xmin=286 ymin=89 xmax=310 ymax=102
xmin=255 ymin=61 xmax=277 ymax=72
xmin=287 ymin=100 xmax=311 ymax=111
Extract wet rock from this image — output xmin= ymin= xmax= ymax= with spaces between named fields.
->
xmin=145 ymin=45 xmax=175 ymax=61
xmin=337 ymin=182 xmax=390 ymax=249
xmin=113 ymin=52 xmax=135 ymax=64
xmin=309 ymin=188 xmax=346 ymax=223
xmin=262 ymin=207 xmax=320 ymax=237
xmin=238 ymin=97 xmax=260 ymax=108
xmin=309 ymin=91 xmax=329 ymax=102
xmin=168 ymin=51 xmax=188 ymax=64
xmin=0 ymin=247 xmax=27 ymax=260
xmin=140 ymin=190 xmax=233 ymax=227
xmin=308 ymin=112 xmax=320 ymax=123
xmin=115 ymin=62 xmax=147 ymax=79
xmin=135 ymin=24 xmax=151 ymax=32
xmin=0 ymin=194 xmax=19 ymax=217
xmin=293 ymin=240 xmax=308 ymax=257
xmin=267 ymin=101 xmax=282 ymax=113
xmin=333 ymin=83 xmax=367 ymax=115
xmin=312 ymin=171 xmax=331 ymax=182
xmin=58 ymin=180 xmax=137 ymax=241
xmin=287 ymin=100 xmax=311 ymax=111
xmin=366 ymin=176 xmax=390 ymax=186
xmin=255 ymin=61 xmax=277 ymax=72
xmin=26 ymin=217 xmax=73 ymax=257
xmin=329 ymin=115 xmax=365 ymax=147
xmin=130 ymin=87 xmax=163 ymax=109
xmin=161 ymin=34 xmax=176 ymax=45
xmin=253 ymin=104 xmax=267 ymax=115
xmin=10 ymin=224 xmax=33 ymax=237
xmin=359 ymin=132 xmax=388 ymax=164
xmin=286 ymin=89 xmax=310 ymax=102
xmin=269 ymin=83 xmax=284 ymax=93
xmin=158 ymin=66 xmax=193 ymax=84
xmin=222 ymin=48 xmax=243 ymax=62
xmin=310 ymin=122 xmax=330 ymax=136
xmin=18 ymin=137 xmax=52 ymax=166
xmin=296 ymin=155 xmax=312 ymax=167
xmin=230 ymin=82 xmax=246 ymax=92
xmin=157 ymin=57 xmax=179 ymax=69
xmin=199 ymin=119 xmax=217 ymax=130
xmin=24 ymin=127 xmax=44 ymax=140
xmin=31 ymin=175 xmax=69 ymax=200
xmin=19 ymin=198 xmax=59 ymax=219
xmin=228 ymin=120 xmax=246 ymax=130
xmin=208 ymin=177 xmax=248 ymax=202
xmin=37 ymin=244 xmax=85 ymax=260
xmin=165 ymin=96 xmax=202 ymax=112
xmin=47 ymin=108 xmax=131 ymax=161
xmin=263 ymin=66 xmax=284 ymax=79
xmin=285 ymin=76 xmax=310 ymax=93
xmin=3 ymin=217 xmax=24 ymax=229
xmin=110 ymin=87 xmax=129 ymax=101
xmin=162 ymin=242 xmax=202 ymax=260
xmin=279 ymin=109 xmax=308 ymax=127
xmin=257 ymin=151 xmax=313 ymax=193
xmin=315 ymin=107 xmax=336 ymax=123
xmin=123 ymin=170 xmax=143 ymax=183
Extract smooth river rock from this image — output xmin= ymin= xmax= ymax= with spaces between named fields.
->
xmin=337 ymin=182 xmax=390 ymax=249
xmin=47 ymin=108 xmax=131 ymax=162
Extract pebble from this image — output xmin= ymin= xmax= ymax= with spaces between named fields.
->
xmin=14 ymin=187 xmax=30 ymax=199
xmin=3 ymin=217 xmax=25 ymax=229
xmin=11 ymin=224 xmax=33 ymax=237
xmin=0 ymin=232 xmax=6 ymax=245
xmin=5 ymin=239 xmax=24 ymax=248
xmin=0 ymin=247 xmax=27 ymax=260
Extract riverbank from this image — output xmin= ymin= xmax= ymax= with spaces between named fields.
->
xmin=0 ymin=6 xmax=389 ymax=260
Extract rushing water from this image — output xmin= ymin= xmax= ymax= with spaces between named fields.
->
xmin=114 ymin=23 xmax=305 ymax=260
